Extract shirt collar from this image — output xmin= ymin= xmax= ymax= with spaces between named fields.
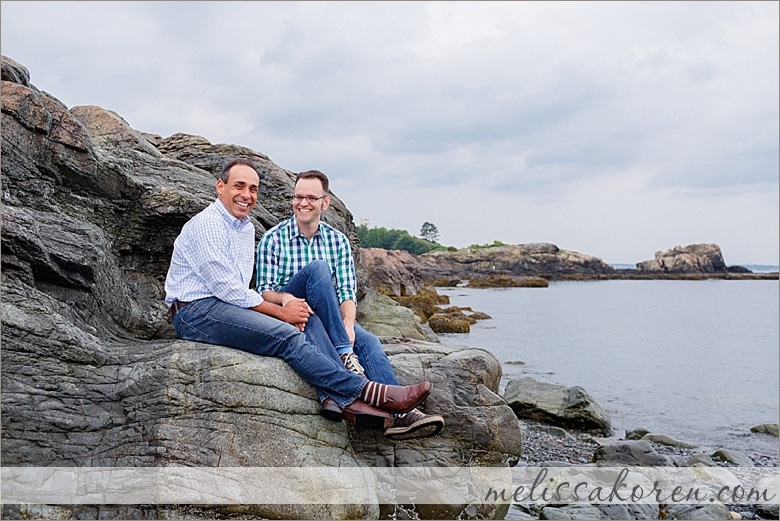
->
xmin=288 ymin=216 xmax=321 ymax=241
xmin=214 ymin=199 xmax=251 ymax=230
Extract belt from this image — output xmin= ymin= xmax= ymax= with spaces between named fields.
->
xmin=169 ymin=300 xmax=191 ymax=316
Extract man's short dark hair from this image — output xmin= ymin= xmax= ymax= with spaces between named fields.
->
xmin=220 ymin=158 xmax=259 ymax=183
xmin=295 ymin=169 xmax=330 ymax=193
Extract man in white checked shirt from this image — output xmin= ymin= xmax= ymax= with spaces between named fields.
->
xmin=256 ymin=170 xmax=444 ymax=441
xmin=164 ymin=158 xmax=434 ymax=431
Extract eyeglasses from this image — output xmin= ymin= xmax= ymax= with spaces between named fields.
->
xmin=292 ymin=195 xmax=327 ymax=204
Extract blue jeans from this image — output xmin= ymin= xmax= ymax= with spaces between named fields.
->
xmin=282 ymin=260 xmax=353 ymax=354
xmin=172 ymin=296 xmax=366 ymax=408
xmin=283 ymin=260 xmax=400 ymax=387
xmin=352 ymin=324 xmax=399 ymax=386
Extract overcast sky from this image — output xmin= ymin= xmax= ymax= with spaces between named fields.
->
xmin=2 ymin=1 xmax=778 ymax=265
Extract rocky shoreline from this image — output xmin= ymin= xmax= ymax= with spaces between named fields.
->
xmin=359 ymin=246 xmax=778 ymax=295
xmin=514 ymin=420 xmax=779 ymax=520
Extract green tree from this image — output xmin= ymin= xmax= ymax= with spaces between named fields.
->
xmin=420 ymin=221 xmax=439 ymax=243
xmin=356 ymin=224 xmax=440 ymax=254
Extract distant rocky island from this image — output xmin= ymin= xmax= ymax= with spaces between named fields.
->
xmin=359 ymin=242 xmax=777 ymax=297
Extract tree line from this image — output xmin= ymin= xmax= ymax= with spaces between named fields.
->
xmin=356 ymin=221 xmax=507 ymax=255
xmin=356 ymin=223 xmax=443 ymax=255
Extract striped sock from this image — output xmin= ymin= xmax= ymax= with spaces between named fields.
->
xmin=360 ymin=381 xmax=387 ymax=407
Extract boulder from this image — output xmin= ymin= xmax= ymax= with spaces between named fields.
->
xmin=428 ymin=314 xmax=471 ymax=333
xmin=711 ymin=448 xmax=755 ymax=466
xmin=503 ymin=377 xmax=612 ymax=435
xmin=750 ymin=423 xmax=779 ymax=437
xmin=640 ymin=433 xmax=697 ymax=449
xmin=590 ymin=440 xmax=674 ymax=466
xmin=355 ymin=288 xmax=437 ymax=341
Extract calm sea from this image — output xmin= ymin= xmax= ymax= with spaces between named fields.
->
xmin=436 ymin=279 xmax=779 ymax=459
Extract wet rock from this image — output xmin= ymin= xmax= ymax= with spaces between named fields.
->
xmin=504 ymin=377 xmax=612 ymax=435
xmin=428 ymin=314 xmax=471 ymax=333
xmin=466 ymin=274 xmax=549 ymax=288
xmin=750 ymin=424 xmax=779 ymax=437
xmin=590 ymin=440 xmax=673 ymax=466
xmin=711 ymin=449 xmax=755 ymax=466
xmin=641 ymin=433 xmax=698 ymax=449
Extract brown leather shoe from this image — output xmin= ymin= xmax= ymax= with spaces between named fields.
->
xmin=362 ymin=381 xmax=432 ymax=414
xmin=320 ymin=398 xmax=343 ymax=422
xmin=341 ymin=399 xmax=394 ymax=430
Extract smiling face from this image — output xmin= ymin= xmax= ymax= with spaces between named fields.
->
xmin=293 ymin=176 xmax=330 ymax=231
xmin=216 ymin=163 xmax=259 ymax=219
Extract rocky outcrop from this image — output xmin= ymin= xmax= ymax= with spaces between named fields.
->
xmin=636 ymin=244 xmax=728 ymax=274
xmin=503 ymin=377 xmax=612 ymax=436
xmin=359 ymin=248 xmax=426 ymax=296
xmin=1 ymin=55 xmax=521 ymax=519
xmin=423 ymin=243 xmax=616 ymax=280
xmin=359 ymin=244 xmax=613 ymax=292
xmin=467 ymin=274 xmax=549 ymax=288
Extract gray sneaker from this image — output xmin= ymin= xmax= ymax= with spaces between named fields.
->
xmin=384 ymin=408 xmax=445 ymax=441
xmin=340 ymin=352 xmax=366 ymax=377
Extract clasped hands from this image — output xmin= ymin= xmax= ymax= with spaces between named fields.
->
xmin=281 ymin=296 xmax=313 ymax=331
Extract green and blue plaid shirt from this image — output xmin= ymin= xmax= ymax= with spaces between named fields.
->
xmin=256 ymin=216 xmax=357 ymax=304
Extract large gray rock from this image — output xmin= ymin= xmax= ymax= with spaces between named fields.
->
xmin=503 ymin=377 xmax=612 ymax=435
xmin=750 ymin=423 xmax=779 ymax=437
xmin=355 ymin=287 xmax=437 ymax=341
xmin=711 ymin=448 xmax=755 ymax=466
xmin=1 ymin=55 xmax=523 ymax=519
xmin=590 ymin=440 xmax=674 ymax=466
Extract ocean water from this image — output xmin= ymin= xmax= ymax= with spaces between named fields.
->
xmin=436 ymin=279 xmax=779 ymax=459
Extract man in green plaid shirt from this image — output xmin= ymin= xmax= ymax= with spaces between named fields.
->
xmin=256 ymin=170 xmax=444 ymax=441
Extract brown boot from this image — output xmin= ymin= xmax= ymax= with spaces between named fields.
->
xmin=341 ymin=399 xmax=394 ymax=430
xmin=321 ymin=398 xmax=394 ymax=430
xmin=319 ymin=398 xmax=343 ymax=422
xmin=360 ymin=381 xmax=432 ymax=414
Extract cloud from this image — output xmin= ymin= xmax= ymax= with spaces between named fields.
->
xmin=2 ymin=0 xmax=777 ymax=263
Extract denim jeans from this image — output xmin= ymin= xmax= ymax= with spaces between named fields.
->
xmin=353 ymin=324 xmax=399 ymax=386
xmin=172 ymin=296 xmax=366 ymax=408
xmin=282 ymin=260 xmax=353 ymax=355
xmin=283 ymin=260 xmax=400 ymax=387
